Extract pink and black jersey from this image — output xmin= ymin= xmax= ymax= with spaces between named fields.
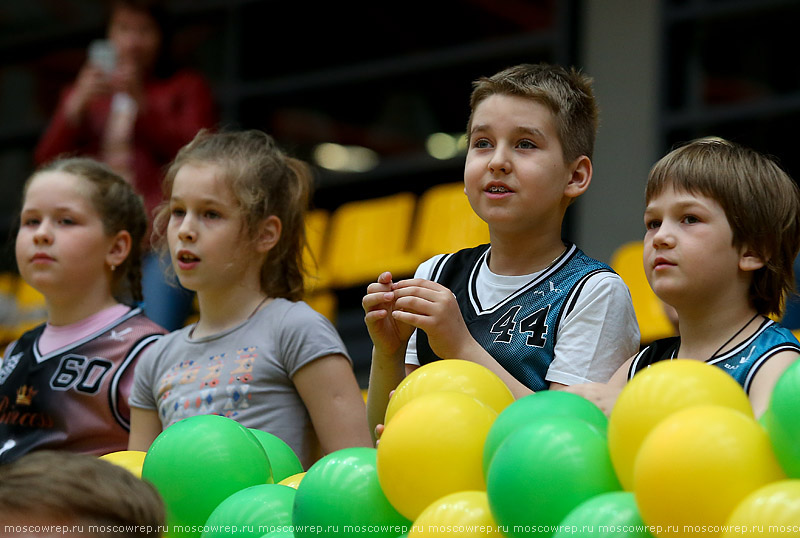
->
xmin=0 ymin=308 xmax=165 ymax=463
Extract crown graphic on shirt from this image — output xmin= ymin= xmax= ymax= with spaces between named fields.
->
xmin=16 ymin=385 xmax=38 ymax=406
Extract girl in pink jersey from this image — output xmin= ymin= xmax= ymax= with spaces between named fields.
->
xmin=0 ymin=158 xmax=165 ymax=463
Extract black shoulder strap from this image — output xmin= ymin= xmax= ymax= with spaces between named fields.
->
xmin=628 ymin=336 xmax=680 ymax=380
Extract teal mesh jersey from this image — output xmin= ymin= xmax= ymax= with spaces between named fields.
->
xmin=416 ymin=243 xmax=614 ymax=391
xmin=628 ymin=318 xmax=800 ymax=393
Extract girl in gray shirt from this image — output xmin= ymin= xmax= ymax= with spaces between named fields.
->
xmin=128 ymin=129 xmax=372 ymax=467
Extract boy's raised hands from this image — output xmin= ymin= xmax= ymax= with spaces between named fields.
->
xmin=362 ymin=271 xmax=416 ymax=358
xmin=390 ymin=278 xmax=476 ymax=361
xmin=390 ymin=277 xmax=534 ymax=399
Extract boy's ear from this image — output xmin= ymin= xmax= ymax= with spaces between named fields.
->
xmin=563 ymin=155 xmax=592 ymax=199
xmin=106 ymin=230 xmax=132 ymax=269
xmin=256 ymin=215 xmax=282 ymax=254
xmin=739 ymin=246 xmax=766 ymax=272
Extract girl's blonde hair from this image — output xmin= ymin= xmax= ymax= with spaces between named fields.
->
xmin=154 ymin=129 xmax=311 ymax=301
xmin=24 ymin=157 xmax=147 ymax=304
xmin=647 ymin=137 xmax=800 ymax=316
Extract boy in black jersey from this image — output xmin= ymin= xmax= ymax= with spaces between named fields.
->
xmin=363 ymin=63 xmax=640 ymax=438
xmin=566 ymin=137 xmax=800 ymax=418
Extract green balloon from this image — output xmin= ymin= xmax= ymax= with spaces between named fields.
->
xmin=764 ymin=359 xmax=800 ymax=477
xmin=202 ymin=484 xmax=295 ymax=538
xmin=142 ymin=415 xmax=271 ymax=538
xmin=758 ymin=408 xmax=771 ymax=429
xmin=292 ymin=447 xmax=411 ymax=538
xmin=553 ymin=491 xmax=654 ymax=538
xmin=486 ymin=416 xmax=621 ymax=538
xmin=249 ymin=428 xmax=304 ymax=482
xmin=483 ymin=390 xmax=608 ymax=477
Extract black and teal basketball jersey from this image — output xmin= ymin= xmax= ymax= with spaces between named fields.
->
xmin=628 ymin=318 xmax=800 ymax=393
xmin=416 ymin=243 xmax=614 ymax=391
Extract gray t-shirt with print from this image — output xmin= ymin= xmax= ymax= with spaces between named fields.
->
xmin=129 ymin=298 xmax=350 ymax=469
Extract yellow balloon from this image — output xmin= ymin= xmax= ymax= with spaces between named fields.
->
xmin=99 ymin=450 xmax=147 ymax=478
xmin=723 ymin=480 xmax=800 ymax=537
xmin=385 ymin=359 xmax=513 ymax=425
xmin=277 ymin=471 xmax=306 ymax=489
xmin=609 ymin=359 xmax=753 ymax=490
xmin=377 ymin=391 xmax=497 ymax=521
xmin=634 ymin=405 xmax=785 ymax=538
xmin=409 ymin=491 xmax=500 ymax=537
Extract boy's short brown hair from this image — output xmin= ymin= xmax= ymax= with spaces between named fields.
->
xmin=467 ymin=62 xmax=599 ymax=163
xmin=0 ymin=450 xmax=165 ymax=536
xmin=646 ymin=137 xmax=800 ymax=316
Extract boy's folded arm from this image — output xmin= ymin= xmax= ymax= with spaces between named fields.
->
xmin=560 ymin=381 xmax=623 ymax=417
xmin=452 ymin=337 xmax=535 ymax=399
xmin=558 ymin=356 xmax=634 ymax=416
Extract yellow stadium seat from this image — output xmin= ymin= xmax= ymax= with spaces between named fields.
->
xmin=0 ymin=272 xmax=20 ymax=345
xmin=305 ymin=290 xmax=338 ymax=323
xmin=0 ymin=277 xmax=49 ymax=344
xmin=324 ymin=192 xmax=419 ymax=288
xmin=0 ymin=273 xmax=16 ymax=296
xmin=183 ymin=295 xmax=200 ymax=327
xmin=303 ymin=208 xmax=331 ymax=293
xmin=610 ymin=241 xmax=677 ymax=345
xmin=15 ymin=279 xmax=46 ymax=310
xmin=410 ymin=182 xmax=490 ymax=260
